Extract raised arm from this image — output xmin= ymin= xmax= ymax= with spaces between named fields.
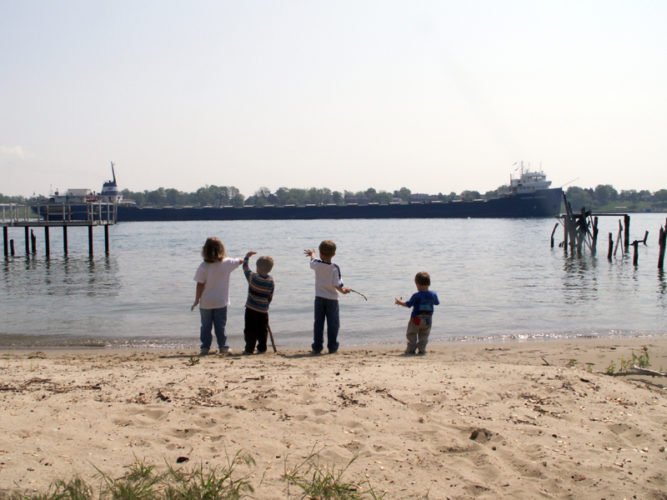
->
xmin=243 ymin=251 xmax=257 ymax=270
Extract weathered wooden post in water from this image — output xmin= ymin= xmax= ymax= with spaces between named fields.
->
xmin=2 ymin=227 xmax=7 ymax=258
xmin=659 ymin=220 xmax=667 ymax=269
xmin=88 ymin=225 xmax=94 ymax=257
xmin=24 ymin=227 xmax=29 ymax=255
xmin=624 ymin=215 xmax=630 ymax=252
xmin=614 ymin=220 xmax=623 ymax=257
xmin=550 ymin=222 xmax=558 ymax=248
xmin=30 ymin=230 xmax=36 ymax=255
xmin=44 ymin=226 xmax=50 ymax=257
xmin=560 ymin=194 xmax=581 ymax=256
xmin=631 ymin=240 xmax=639 ymax=266
xmin=608 ymin=233 xmax=613 ymax=261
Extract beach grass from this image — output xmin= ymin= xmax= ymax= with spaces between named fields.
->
xmin=4 ymin=451 xmax=384 ymax=500
xmin=283 ymin=448 xmax=385 ymax=499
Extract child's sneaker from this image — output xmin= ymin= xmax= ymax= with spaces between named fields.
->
xmin=404 ymin=349 xmax=416 ymax=355
xmin=220 ymin=348 xmax=232 ymax=355
xmin=199 ymin=348 xmax=210 ymax=356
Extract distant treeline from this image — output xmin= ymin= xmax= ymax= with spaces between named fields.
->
xmin=564 ymin=185 xmax=667 ymax=213
xmin=2 ymin=184 xmax=666 ymax=212
xmin=125 ymin=184 xmax=667 ymax=213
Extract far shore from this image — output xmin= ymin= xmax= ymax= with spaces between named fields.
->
xmin=1 ymin=336 xmax=665 ymax=498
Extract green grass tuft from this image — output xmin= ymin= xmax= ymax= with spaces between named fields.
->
xmin=283 ymin=447 xmax=385 ymax=499
xmin=3 ymin=449 xmax=384 ymax=499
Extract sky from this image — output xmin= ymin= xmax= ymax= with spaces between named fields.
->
xmin=1 ymin=0 xmax=666 ymax=198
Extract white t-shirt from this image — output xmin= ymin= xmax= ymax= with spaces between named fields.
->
xmin=193 ymin=258 xmax=242 ymax=309
xmin=310 ymin=258 xmax=343 ymax=300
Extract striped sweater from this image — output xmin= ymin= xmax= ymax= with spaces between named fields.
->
xmin=243 ymin=258 xmax=275 ymax=313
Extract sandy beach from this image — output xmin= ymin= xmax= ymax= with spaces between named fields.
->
xmin=1 ymin=337 xmax=666 ymax=499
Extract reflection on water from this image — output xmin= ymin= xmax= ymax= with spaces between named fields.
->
xmin=4 ymin=255 xmax=120 ymax=298
xmin=1 ymin=254 xmax=123 ymax=342
xmin=561 ymin=256 xmax=599 ymax=304
xmin=1 ymin=215 xmax=666 ymax=348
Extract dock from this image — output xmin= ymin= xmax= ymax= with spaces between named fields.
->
xmin=1 ymin=201 xmax=117 ymax=258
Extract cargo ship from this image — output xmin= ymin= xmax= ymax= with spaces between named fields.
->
xmin=40 ymin=163 xmax=563 ymax=222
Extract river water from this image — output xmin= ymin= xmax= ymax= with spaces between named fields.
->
xmin=1 ymin=215 xmax=666 ymax=349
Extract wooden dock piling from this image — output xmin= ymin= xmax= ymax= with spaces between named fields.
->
xmin=88 ymin=226 xmax=94 ymax=257
xmin=614 ymin=221 xmax=623 ymax=257
xmin=659 ymin=221 xmax=666 ymax=269
xmin=30 ymin=230 xmax=36 ymax=255
xmin=550 ymin=222 xmax=558 ymax=248
xmin=631 ymin=240 xmax=639 ymax=266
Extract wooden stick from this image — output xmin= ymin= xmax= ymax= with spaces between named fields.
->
xmin=267 ymin=323 xmax=277 ymax=353
xmin=349 ymin=289 xmax=367 ymax=301
xmin=632 ymin=366 xmax=666 ymax=377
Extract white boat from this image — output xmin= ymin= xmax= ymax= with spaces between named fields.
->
xmin=49 ymin=162 xmax=122 ymax=203
xmin=509 ymin=162 xmax=552 ymax=194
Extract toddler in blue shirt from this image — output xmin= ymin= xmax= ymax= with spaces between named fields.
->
xmin=395 ymin=272 xmax=439 ymax=355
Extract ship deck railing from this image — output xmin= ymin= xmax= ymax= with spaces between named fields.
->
xmin=0 ymin=201 xmax=117 ymax=227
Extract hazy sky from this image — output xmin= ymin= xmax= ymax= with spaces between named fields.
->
xmin=1 ymin=0 xmax=665 ymax=198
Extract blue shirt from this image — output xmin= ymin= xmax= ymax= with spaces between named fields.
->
xmin=406 ymin=290 xmax=439 ymax=318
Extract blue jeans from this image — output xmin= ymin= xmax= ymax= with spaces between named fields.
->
xmin=200 ymin=307 xmax=228 ymax=350
xmin=313 ymin=297 xmax=339 ymax=353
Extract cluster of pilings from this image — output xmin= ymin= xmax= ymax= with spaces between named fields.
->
xmin=553 ymin=194 xmax=666 ymax=268
xmin=1 ymin=202 xmax=116 ymax=259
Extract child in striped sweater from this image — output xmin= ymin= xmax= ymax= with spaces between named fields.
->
xmin=242 ymin=251 xmax=275 ymax=354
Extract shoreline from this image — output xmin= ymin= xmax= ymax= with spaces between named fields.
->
xmin=1 ymin=331 xmax=666 ymax=352
xmin=1 ymin=337 xmax=665 ymax=498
